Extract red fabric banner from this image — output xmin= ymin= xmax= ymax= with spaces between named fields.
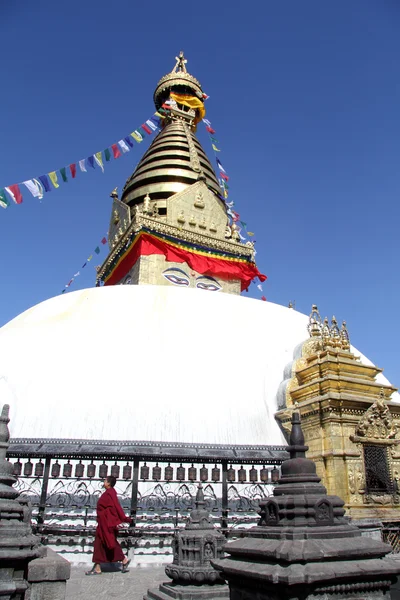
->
xmin=104 ymin=233 xmax=266 ymax=291
xmin=141 ymin=123 xmax=152 ymax=135
xmin=69 ymin=163 xmax=77 ymax=178
xmin=111 ymin=144 xmax=121 ymax=159
xmin=7 ymin=184 xmax=23 ymax=204
xmin=206 ymin=126 xmax=216 ymax=134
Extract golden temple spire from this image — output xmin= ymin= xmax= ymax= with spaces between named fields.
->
xmin=173 ymin=51 xmax=188 ymax=74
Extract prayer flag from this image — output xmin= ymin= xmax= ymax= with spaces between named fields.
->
xmin=261 ymin=296 xmax=267 ymax=301
xmin=206 ymin=126 xmax=216 ymax=134
xmin=87 ymin=255 xmax=93 ymax=261
xmin=203 ymin=119 xmax=211 ymax=126
xmin=154 ymin=111 xmax=164 ymax=118
xmin=104 ymin=148 xmax=111 ymax=162
xmin=111 ymin=144 xmax=121 ymax=159
xmin=220 ymin=172 xmax=229 ymax=181
xmin=5 ymin=184 xmax=23 ymax=204
xmin=131 ymin=131 xmax=143 ymax=143
xmin=60 ymin=167 xmax=68 ymax=182
xmin=257 ymin=284 xmax=263 ymax=291
xmin=81 ymin=262 xmax=87 ymax=269
xmin=210 ymin=136 xmax=219 ymax=144
xmin=74 ymin=271 xmax=80 ymax=277
xmin=146 ymin=119 xmax=158 ymax=131
xmin=223 ymin=189 xmax=228 ymax=199
xmin=79 ymin=159 xmax=87 ymax=172
xmin=124 ymin=136 xmax=134 ymax=148
xmin=0 ymin=189 xmax=9 ymax=208
xmin=118 ymin=140 xmax=130 ymax=153
xmin=48 ymin=171 xmax=59 ymax=188
xmin=87 ymin=156 xmax=95 ymax=169
xmin=61 ymin=290 xmax=65 ymax=294
xmin=141 ymin=123 xmax=152 ymax=135
xmin=39 ymin=175 xmax=51 ymax=192
xmin=212 ymin=144 xmax=221 ymax=152
xmin=247 ymin=231 xmax=254 ymax=236
xmin=101 ymin=237 xmax=107 ymax=245
xmin=70 ymin=163 xmax=77 ymax=178
xmin=202 ymin=93 xmax=209 ymax=100
xmin=94 ymin=152 xmax=104 ymax=173
xmin=23 ymin=179 xmax=43 ymax=199
xmin=216 ymin=159 xmax=225 ymax=172
xmin=94 ymin=246 xmax=100 ymax=254
xmin=240 ymin=221 xmax=247 ymax=227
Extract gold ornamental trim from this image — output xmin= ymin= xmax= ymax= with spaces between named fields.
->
xmin=98 ymin=214 xmax=253 ymax=278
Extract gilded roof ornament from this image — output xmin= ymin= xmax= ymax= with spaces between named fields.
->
xmin=173 ymin=51 xmax=188 ymax=74
xmin=330 ymin=316 xmax=341 ymax=348
xmin=110 ymin=187 xmax=118 ymax=200
xmin=340 ymin=320 xmax=350 ymax=351
xmin=307 ymin=304 xmax=322 ymax=337
xmin=154 ymin=52 xmax=203 ymax=109
xmin=355 ymin=388 xmax=397 ymax=439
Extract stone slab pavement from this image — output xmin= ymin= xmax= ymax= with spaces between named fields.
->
xmin=66 ymin=564 xmax=168 ymax=600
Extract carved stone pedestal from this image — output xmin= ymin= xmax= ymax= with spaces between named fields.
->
xmin=145 ymin=582 xmax=229 ymax=600
xmin=144 ymin=484 xmax=228 ymax=600
xmin=212 ymin=413 xmax=400 ymax=600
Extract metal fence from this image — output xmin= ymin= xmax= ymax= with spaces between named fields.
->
xmin=7 ymin=438 xmax=288 ymax=553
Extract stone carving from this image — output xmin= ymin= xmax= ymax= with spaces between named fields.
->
xmin=0 ymin=404 xmax=71 ymax=598
xmin=194 ymin=191 xmax=205 ymax=209
xmin=212 ymin=412 xmax=400 ymax=600
xmin=355 ymin=389 xmax=397 ymax=440
xmin=145 ymin=483 xmax=228 ymax=599
xmin=143 ymin=193 xmax=152 ymax=215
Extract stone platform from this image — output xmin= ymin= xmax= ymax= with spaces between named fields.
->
xmin=66 ymin=565 xmax=167 ymax=600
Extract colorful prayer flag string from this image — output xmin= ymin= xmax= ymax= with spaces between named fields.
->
xmin=0 ymin=113 xmax=163 ymax=211
xmin=202 ymin=118 xmax=265 ymax=300
xmin=61 ymin=236 xmax=108 ymax=294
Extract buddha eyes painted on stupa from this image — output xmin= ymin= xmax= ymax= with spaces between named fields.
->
xmin=162 ymin=268 xmax=190 ymax=286
xmin=195 ymin=276 xmax=221 ymax=292
xmin=162 ymin=267 xmax=221 ymax=291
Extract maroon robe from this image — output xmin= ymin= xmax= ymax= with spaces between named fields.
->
xmin=92 ymin=487 xmax=131 ymax=564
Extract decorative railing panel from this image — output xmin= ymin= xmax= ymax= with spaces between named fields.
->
xmin=6 ymin=438 xmax=287 ymax=556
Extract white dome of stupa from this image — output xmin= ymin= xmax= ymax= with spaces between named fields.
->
xmin=0 ymin=285 xmax=397 ymax=445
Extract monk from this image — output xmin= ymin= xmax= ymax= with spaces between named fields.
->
xmin=86 ymin=475 xmax=131 ymax=575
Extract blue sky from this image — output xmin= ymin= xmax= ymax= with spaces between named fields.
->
xmin=0 ymin=1 xmax=399 ymax=386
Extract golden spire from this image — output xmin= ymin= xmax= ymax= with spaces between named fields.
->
xmin=173 ymin=51 xmax=188 ymax=74
xmin=154 ymin=52 xmax=203 ymax=110
xmin=340 ymin=321 xmax=350 ymax=351
xmin=307 ymin=305 xmax=322 ymax=337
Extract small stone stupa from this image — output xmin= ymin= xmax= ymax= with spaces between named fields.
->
xmin=0 ymin=404 xmax=41 ymax=597
xmin=212 ymin=412 xmax=400 ymax=600
xmin=145 ymin=483 xmax=228 ymax=599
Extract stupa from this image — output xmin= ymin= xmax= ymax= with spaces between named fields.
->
xmin=0 ymin=54 xmax=399 ymax=561
xmin=97 ymin=51 xmax=265 ymax=294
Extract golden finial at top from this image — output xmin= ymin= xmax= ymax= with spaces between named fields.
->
xmin=110 ymin=187 xmax=118 ymax=200
xmin=307 ymin=304 xmax=322 ymax=337
xmin=173 ymin=51 xmax=188 ymax=74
